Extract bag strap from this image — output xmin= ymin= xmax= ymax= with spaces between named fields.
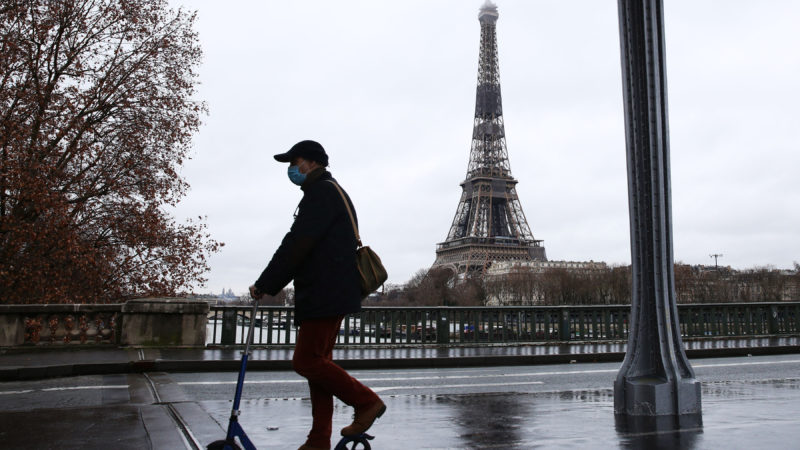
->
xmin=327 ymin=180 xmax=362 ymax=247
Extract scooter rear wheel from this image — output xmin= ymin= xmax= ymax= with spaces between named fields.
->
xmin=207 ymin=439 xmax=242 ymax=450
xmin=334 ymin=433 xmax=374 ymax=450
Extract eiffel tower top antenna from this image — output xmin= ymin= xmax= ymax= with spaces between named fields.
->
xmin=480 ymin=1 xmax=499 ymax=21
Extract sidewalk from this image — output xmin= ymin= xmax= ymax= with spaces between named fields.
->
xmin=2 ymin=336 xmax=798 ymax=381
xmin=2 ymin=351 xmax=800 ymax=449
xmin=221 ymin=376 xmax=800 ymax=450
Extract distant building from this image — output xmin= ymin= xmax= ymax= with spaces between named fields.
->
xmin=484 ymin=260 xmax=609 ymax=305
xmin=486 ymin=260 xmax=608 ymax=276
xmin=676 ymin=265 xmax=800 ymax=303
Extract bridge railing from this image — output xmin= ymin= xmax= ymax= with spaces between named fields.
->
xmin=4 ymin=301 xmax=796 ymax=347
xmin=0 ymin=298 xmax=208 ymax=347
xmin=0 ymin=304 xmax=122 ymax=346
xmin=207 ymin=302 xmax=800 ymax=346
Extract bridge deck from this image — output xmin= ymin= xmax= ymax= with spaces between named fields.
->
xmin=2 ymin=336 xmax=798 ymax=381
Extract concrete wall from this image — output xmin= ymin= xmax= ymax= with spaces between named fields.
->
xmin=0 ymin=312 xmax=24 ymax=346
xmin=120 ymin=298 xmax=208 ymax=346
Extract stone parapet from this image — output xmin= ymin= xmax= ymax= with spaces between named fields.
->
xmin=0 ymin=298 xmax=209 ymax=347
xmin=0 ymin=311 xmax=24 ymax=346
xmin=120 ymin=298 xmax=209 ymax=346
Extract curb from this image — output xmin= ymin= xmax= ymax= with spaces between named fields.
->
xmin=2 ymin=345 xmax=798 ymax=381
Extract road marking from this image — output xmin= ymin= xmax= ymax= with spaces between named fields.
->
xmin=350 ymin=368 xmax=503 ymax=376
xmin=693 ymin=359 xmax=800 ymax=369
xmin=0 ymin=385 xmax=128 ymax=396
xmin=176 ymin=369 xmax=620 ymax=386
xmin=372 ymin=381 xmax=545 ymax=393
xmin=0 ymin=390 xmax=34 ymax=395
xmin=40 ymin=385 xmax=128 ymax=392
xmin=178 ymin=380 xmax=304 ymax=385
xmin=364 ymin=369 xmax=621 ymax=381
xmin=176 ymin=358 xmax=800 ymax=386
xmin=2 ymin=358 xmax=798 ymax=399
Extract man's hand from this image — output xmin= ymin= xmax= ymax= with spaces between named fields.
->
xmin=249 ymin=284 xmax=264 ymax=301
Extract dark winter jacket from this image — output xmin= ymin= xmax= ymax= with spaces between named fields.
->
xmin=254 ymin=169 xmax=361 ymax=325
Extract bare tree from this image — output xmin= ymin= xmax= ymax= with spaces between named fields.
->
xmin=1 ymin=1 xmax=220 ymax=303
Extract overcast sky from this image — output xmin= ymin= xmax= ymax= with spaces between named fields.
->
xmin=168 ymin=1 xmax=800 ymax=295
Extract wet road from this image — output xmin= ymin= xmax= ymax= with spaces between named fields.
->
xmin=1 ymin=354 xmax=800 ymax=449
xmin=168 ymin=353 xmax=800 ymax=399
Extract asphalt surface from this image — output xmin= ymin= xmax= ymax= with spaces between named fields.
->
xmin=3 ymin=336 xmax=799 ymax=381
xmin=1 ymin=353 xmax=800 ymax=449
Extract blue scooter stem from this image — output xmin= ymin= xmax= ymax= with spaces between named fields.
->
xmin=213 ymin=299 xmax=260 ymax=450
xmin=230 ymin=299 xmax=257 ymax=415
xmin=230 ymin=352 xmax=248 ymax=416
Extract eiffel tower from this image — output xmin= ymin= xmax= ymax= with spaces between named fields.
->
xmin=433 ymin=1 xmax=546 ymax=276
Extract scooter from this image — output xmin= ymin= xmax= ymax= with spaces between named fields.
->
xmin=207 ymin=299 xmax=260 ymax=450
xmin=207 ymin=300 xmax=379 ymax=450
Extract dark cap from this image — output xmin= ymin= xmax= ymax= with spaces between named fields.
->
xmin=274 ymin=140 xmax=329 ymax=167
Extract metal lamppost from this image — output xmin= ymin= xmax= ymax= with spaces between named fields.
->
xmin=710 ymin=253 xmax=723 ymax=269
xmin=614 ymin=0 xmax=702 ymax=420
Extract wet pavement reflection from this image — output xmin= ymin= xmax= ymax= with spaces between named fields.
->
xmin=451 ymin=393 xmax=529 ymax=447
xmin=615 ymin=414 xmax=703 ymax=449
xmin=200 ymin=378 xmax=800 ymax=449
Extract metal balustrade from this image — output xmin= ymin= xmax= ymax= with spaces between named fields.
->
xmin=206 ymin=302 xmax=800 ymax=346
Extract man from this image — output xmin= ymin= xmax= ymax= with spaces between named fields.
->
xmin=249 ymin=140 xmax=385 ymax=450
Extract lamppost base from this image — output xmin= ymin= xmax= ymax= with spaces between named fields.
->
xmin=614 ymin=376 xmax=702 ymax=416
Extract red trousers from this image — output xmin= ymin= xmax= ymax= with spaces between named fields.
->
xmin=292 ymin=315 xmax=380 ymax=448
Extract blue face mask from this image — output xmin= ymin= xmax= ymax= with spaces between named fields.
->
xmin=287 ymin=165 xmax=306 ymax=186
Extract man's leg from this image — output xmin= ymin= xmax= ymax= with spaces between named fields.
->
xmin=306 ymin=381 xmax=333 ymax=448
xmin=294 ymin=317 xmax=337 ymax=448
xmin=293 ymin=316 xmax=382 ymax=444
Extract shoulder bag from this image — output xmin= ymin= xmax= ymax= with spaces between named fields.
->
xmin=328 ymin=181 xmax=388 ymax=298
